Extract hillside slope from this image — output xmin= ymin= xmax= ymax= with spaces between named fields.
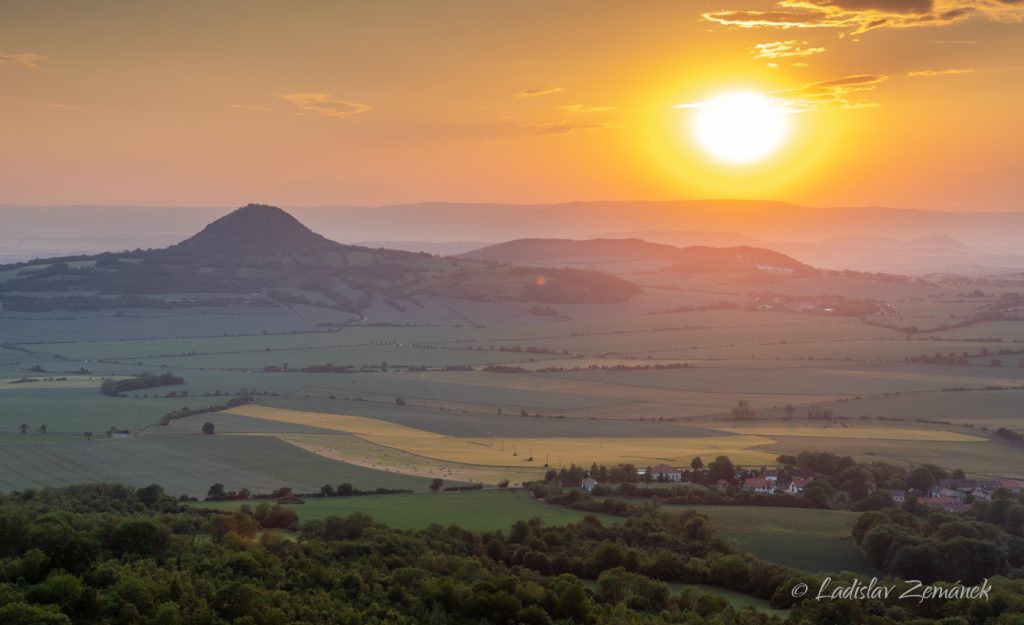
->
xmin=0 ymin=204 xmax=641 ymax=312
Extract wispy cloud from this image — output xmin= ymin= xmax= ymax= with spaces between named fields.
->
xmin=275 ymin=92 xmax=371 ymax=119
xmin=0 ymin=51 xmax=46 ymax=68
xmin=784 ymin=73 xmax=888 ymax=108
xmin=558 ymin=104 xmax=617 ymax=113
xmin=906 ymin=67 xmax=978 ymax=77
xmin=705 ymin=0 xmax=1024 ymax=34
xmin=226 ymin=103 xmax=276 ymax=112
xmin=673 ymin=74 xmax=888 ymax=113
xmin=752 ymin=40 xmax=827 ymax=59
xmin=528 ymin=120 xmax=619 ymax=136
xmin=516 ymin=87 xmax=562 ymax=98
xmin=40 ymin=102 xmax=80 ymax=110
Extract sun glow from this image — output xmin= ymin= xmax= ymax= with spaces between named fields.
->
xmin=692 ymin=92 xmax=791 ymax=164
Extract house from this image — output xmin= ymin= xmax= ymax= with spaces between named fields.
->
xmin=581 ymin=477 xmax=599 ymax=492
xmin=937 ymin=487 xmax=965 ymax=502
xmin=715 ymin=479 xmax=730 ymax=493
xmin=919 ymin=496 xmax=969 ymax=512
xmin=650 ymin=464 xmax=683 ymax=482
xmin=742 ymin=477 xmax=774 ymax=494
xmin=1001 ymin=480 xmax=1024 ymax=494
xmin=887 ymin=489 xmax=906 ymax=503
xmin=790 ymin=468 xmax=815 ymax=479
xmin=763 ymin=469 xmax=780 ymax=483
xmin=785 ymin=477 xmax=811 ymax=494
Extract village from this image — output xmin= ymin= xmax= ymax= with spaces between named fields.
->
xmin=579 ymin=463 xmax=1024 ymax=513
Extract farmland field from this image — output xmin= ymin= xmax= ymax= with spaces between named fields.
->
xmin=194 ymin=489 xmax=615 ymax=531
xmin=3 ymin=304 xmax=1024 ymax=499
xmin=665 ymin=505 xmax=873 ymax=574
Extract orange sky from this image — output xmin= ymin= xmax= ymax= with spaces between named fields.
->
xmin=1 ymin=0 xmax=1022 ymax=210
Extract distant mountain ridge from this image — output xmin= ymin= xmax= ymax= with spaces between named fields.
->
xmin=0 ymin=204 xmax=642 ymax=313
xmin=462 ymin=238 xmax=820 ymax=277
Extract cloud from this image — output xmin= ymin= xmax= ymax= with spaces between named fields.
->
xmin=226 ymin=103 xmax=276 ymax=112
xmin=516 ymin=87 xmax=562 ymax=98
xmin=558 ymin=104 xmax=617 ymax=113
xmin=674 ymin=74 xmax=889 ymax=113
xmin=528 ymin=120 xmax=618 ymax=136
xmin=752 ymin=40 xmax=827 ymax=58
xmin=785 ymin=73 xmax=888 ymax=108
xmin=0 ymin=51 xmax=46 ymax=68
xmin=906 ymin=67 xmax=978 ymax=76
xmin=275 ymin=92 xmax=370 ymax=118
xmin=704 ymin=0 xmax=1024 ymax=33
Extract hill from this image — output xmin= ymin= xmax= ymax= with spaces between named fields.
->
xmin=463 ymin=238 xmax=820 ymax=277
xmin=0 ymin=204 xmax=641 ymax=313
xmin=664 ymin=245 xmax=820 ymax=277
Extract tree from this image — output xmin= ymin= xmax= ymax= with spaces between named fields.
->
xmin=207 ymin=483 xmax=226 ymax=500
xmin=783 ymin=404 xmax=796 ymax=419
xmin=202 ymin=421 xmax=215 ymax=435
xmin=395 ymin=396 xmax=405 ymax=405
xmin=731 ymin=400 xmax=756 ymax=420
xmin=907 ymin=466 xmax=935 ymax=493
xmin=690 ymin=456 xmax=703 ymax=472
xmin=337 ymin=483 xmax=354 ymax=496
xmin=430 ymin=478 xmax=444 ymax=493
xmin=707 ymin=456 xmax=735 ymax=483
xmin=136 ymin=484 xmax=165 ymax=506
xmin=320 ymin=484 xmax=336 ymax=497
xmin=18 ymin=423 xmax=28 ymax=434
xmin=38 ymin=425 xmax=47 ymax=435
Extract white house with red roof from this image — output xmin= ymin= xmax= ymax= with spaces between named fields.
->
xmin=784 ymin=477 xmax=812 ymax=494
xmin=742 ymin=477 xmax=774 ymax=494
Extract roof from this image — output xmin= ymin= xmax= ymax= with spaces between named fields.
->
xmin=744 ymin=478 xmax=773 ymax=489
xmin=581 ymin=477 xmax=598 ymax=485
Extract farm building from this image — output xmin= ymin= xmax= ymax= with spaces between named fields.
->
xmin=581 ymin=477 xmax=599 ymax=492
xmin=784 ymin=477 xmax=811 ymax=494
xmin=742 ymin=477 xmax=773 ymax=494
xmin=650 ymin=464 xmax=683 ymax=482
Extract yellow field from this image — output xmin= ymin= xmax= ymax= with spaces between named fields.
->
xmin=228 ymin=405 xmax=437 ymax=438
xmin=712 ymin=424 xmax=985 ymax=442
xmin=278 ymin=433 xmax=546 ymax=485
xmin=228 ymin=405 xmax=779 ymax=471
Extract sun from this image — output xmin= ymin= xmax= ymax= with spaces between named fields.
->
xmin=692 ymin=92 xmax=791 ymax=164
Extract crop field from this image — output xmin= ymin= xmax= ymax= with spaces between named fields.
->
xmin=714 ymin=424 xmax=985 ymax=442
xmin=815 ymin=389 xmax=1024 ymax=428
xmin=751 ymin=435 xmax=1024 ymax=477
xmin=225 ymin=405 xmax=781 ymax=469
xmin=4 ymin=306 xmax=1024 ymax=498
xmin=0 ymin=433 xmax=437 ymax=496
xmin=194 ymin=489 xmax=615 ymax=531
xmin=278 ymin=433 xmax=547 ymax=484
xmin=0 ymin=386 xmax=189 ymax=433
xmin=665 ymin=505 xmax=873 ymax=574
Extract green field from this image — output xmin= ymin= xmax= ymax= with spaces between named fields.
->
xmin=665 ymin=505 xmax=873 ymax=574
xmin=0 ymin=433 xmax=439 ymax=496
xmin=4 ymin=304 xmax=1024 ymax=503
xmin=195 ymin=489 xmax=615 ymax=531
